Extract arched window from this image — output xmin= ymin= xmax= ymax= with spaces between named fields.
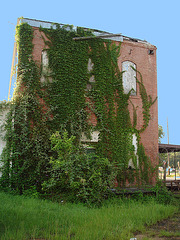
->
xmin=122 ymin=61 xmax=136 ymax=95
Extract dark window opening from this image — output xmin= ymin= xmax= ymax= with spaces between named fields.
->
xmin=148 ymin=49 xmax=154 ymax=55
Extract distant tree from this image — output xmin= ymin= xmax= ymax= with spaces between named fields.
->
xmin=158 ymin=125 xmax=165 ymax=143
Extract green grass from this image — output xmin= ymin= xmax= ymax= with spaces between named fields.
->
xmin=159 ymin=230 xmax=180 ymax=237
xmin=0 ymin=192 xmax=178 ymax=240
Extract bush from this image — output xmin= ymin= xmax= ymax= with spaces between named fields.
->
xmin=42 ymin=131 xmax=115 ymax=206
xmin=152 ymin=181 xmax=177 ymax=205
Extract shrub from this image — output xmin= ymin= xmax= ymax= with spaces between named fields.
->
xmin=42 ymin=131 xmax=115 ymax=206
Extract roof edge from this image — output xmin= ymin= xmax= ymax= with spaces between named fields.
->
xmin=19 ymin=17 xmax=155 ymax=46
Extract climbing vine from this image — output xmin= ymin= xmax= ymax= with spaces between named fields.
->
xmin=0 ymin=21 xmax=157 ymax=195
xmin=39 ymin=24 xmax=93 ymax=144
xmin=0 ymin=23 xmax=51 ymax=193
xmin=84 ymin=39 xmax=157 ymax=185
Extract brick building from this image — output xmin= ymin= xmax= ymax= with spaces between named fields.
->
xmin=8 ymin=18 xmax=158 ymax=185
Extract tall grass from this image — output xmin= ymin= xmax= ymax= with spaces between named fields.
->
xmin=0 ymin=192 xmax=178 ymax=240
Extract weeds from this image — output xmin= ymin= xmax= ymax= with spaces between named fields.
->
xmin=0 ymin=191 xmax=178 ymax=240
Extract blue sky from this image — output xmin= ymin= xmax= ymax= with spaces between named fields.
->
xmin=1 ymin=0 xmax=180 ymax=144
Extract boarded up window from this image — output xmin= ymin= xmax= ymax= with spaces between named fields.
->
xmin=128 ymin=134 xmax=139 ymax=169
xmin=122 ymin=61 xmax=136 ymax=95
xmin=41 ymin=50 xmax=52 ymax=83
xmin=86 ymin=58 xmax=95 ymax=91
xmin=81 ymin=131 xmax=99 ymax=143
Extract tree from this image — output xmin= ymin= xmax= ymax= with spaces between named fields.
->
xmin=158 ymin=125 xmax=165 ymax=143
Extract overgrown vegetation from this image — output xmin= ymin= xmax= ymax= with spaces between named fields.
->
xmin=0 ymin=21 xmax=157 ymax=203
xmin=42 ymin=131 xmax=115 ymax=205
xmin=158 ymin=124 xmax=165 ymax=143
xmin=0 ymin=23 xmax=51 ymax=194
xmin=0 ymin=192 xmax=178 ymax=240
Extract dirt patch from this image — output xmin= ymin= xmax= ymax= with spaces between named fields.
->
xmin=134 ymin=211 xmax=180 ymax=240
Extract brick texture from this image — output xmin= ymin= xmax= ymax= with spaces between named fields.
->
xmin=31 ymin=27 xmax=158 ymax=185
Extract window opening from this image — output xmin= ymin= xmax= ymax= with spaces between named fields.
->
xmin=122 ymin=61 xmax=136 ymax=95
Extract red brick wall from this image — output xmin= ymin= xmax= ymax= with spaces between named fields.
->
xmin=31 ymin=27 xmax=158 ymax=182
xmin=119 ymin=40 xmax=158 ymax=182
xmin=32 ymin=27 xmax=49 ymax=65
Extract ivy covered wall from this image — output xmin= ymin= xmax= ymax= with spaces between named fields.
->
xmin=0 ymin=19 xmax=158 ymax=193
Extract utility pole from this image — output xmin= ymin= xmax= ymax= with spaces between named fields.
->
xmin=174 ymin=152 xmax=176 ymax=181
xmin=167 ymin=117 xmax=170 ymax=168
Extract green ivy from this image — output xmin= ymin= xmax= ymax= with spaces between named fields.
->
xmin=39 ymin=24 xmax=93 ymax=144
xmin=42 ymin=131 xmax=114 ymax=205
xmin=0 ymin=21 xmax=157 ymax=195
xmin=0 ymin=23 xmax=51 ymax=193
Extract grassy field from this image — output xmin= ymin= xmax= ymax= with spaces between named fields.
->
xmin=0 ymin=192 xmax=179 ymax=240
